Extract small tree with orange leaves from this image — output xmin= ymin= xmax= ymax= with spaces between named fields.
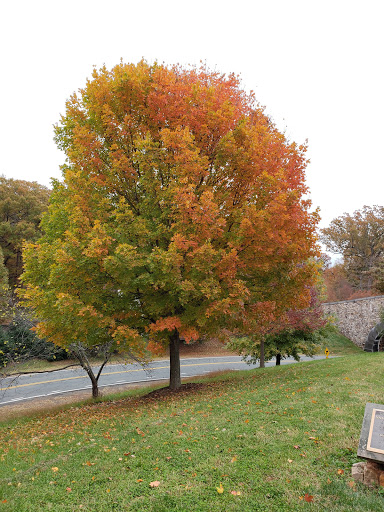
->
xmin=22 ymin=61 xmax=319 ymax=392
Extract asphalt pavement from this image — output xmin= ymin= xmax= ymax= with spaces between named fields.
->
xmin=0 ymin=355 xmax=329 ymax=407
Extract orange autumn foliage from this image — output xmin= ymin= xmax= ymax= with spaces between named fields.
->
xmin=22 ymin=60 xmax=320 ymax=388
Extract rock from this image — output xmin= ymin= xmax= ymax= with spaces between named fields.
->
xmin=351 ymin=462 xmax=365 ymax=483
xmin=351 ymin=460 xmax=384 ymax=487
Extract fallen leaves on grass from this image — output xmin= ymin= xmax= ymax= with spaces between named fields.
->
xmin=304 ymin=493 xmax=314 ymax=502
xmin=337 ymin=469 xmax=344 ymax=475
xmin=230 ymin=490 xmax=241 ymax=495
xmin=216 ymin=483 xmax=224 ymax=494
xmin=149 ymin=481 xmax=160 ymax=488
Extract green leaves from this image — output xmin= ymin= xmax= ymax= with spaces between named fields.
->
xmin=21 ymin=60 xmax=320 ymax=392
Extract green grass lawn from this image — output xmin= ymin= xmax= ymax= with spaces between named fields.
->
xmin=1 ymin=339 xmax=384 ymax=511
xmin=318 ymin=328 xmax=362 ymax=356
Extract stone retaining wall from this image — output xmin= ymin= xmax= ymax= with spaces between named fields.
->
xmin=321 ymin=296 xmax=384 ymax=348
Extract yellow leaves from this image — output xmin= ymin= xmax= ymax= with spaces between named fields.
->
xmin=216 ymin=484 xmax=241 ymax=496
xmin=77 ymin=305 xmax=104 ymax=319
xmin=51 ymin=467 xmax=59 ymax=472
xmin=337 ymin=469 xmax=344 ymax=475
xmin=216 ymin=483 xmax=224 ymax=494
xmin=112 ymin=325 xmax=143 ymax=351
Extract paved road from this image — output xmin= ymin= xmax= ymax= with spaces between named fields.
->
xmin=0 ymin=355 xmax=328 ymax=407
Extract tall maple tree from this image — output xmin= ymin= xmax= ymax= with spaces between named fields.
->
xmin=22 ymin=61 xmax=320 ymax=392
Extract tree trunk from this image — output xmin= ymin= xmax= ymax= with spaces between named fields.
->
xmin=90 ymin=373 xmax=100 ymax=398
xmin=169 ymin=330 xmax=181 ymax=390
xmin=276 ymin=353 xmax=281 ymax=366
xmin=259 ymin=338 xmax=265 ymax=368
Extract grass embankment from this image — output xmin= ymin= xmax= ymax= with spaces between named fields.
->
xmin=1 ymin=333 xmax=383 ymax=511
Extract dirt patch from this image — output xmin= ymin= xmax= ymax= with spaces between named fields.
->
xmin=142 ymin=382 xmax=206 ymax=400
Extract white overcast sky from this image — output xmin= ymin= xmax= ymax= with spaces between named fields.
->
xmin=1 ymin=0 xmax=383 ymax=230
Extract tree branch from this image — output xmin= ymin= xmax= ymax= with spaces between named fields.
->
xmin=1 ymin=363 xmax=79 ymax=378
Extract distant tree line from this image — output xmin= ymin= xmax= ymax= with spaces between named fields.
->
xmin=321 ymin=205 xmax=384 ymax=302
xmin=0 ymin=176 xmax=67 ymax=368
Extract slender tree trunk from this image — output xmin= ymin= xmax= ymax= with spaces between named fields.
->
xmin=259 ymin=338 xmax=265 ymax=368
xmin=276 ymin=353 xmax=281 ymax=366
xmin=169 ymin=330 xmax=181 ymax=390
xmin=90 ymin=374 xmax=99 ymax=398
xmin=70 ymin=342 xmax=105 ymax=399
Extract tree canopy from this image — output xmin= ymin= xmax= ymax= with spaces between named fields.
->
xmin=21 ymin=61 xmax=320 ymax=390
xmin=321 ymin=205 xmax=384 ymax=294
xmin=0 ymin=176 xmax=50 ymax=287
xmin=230 ymin=286 xmax=326 ymax=366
